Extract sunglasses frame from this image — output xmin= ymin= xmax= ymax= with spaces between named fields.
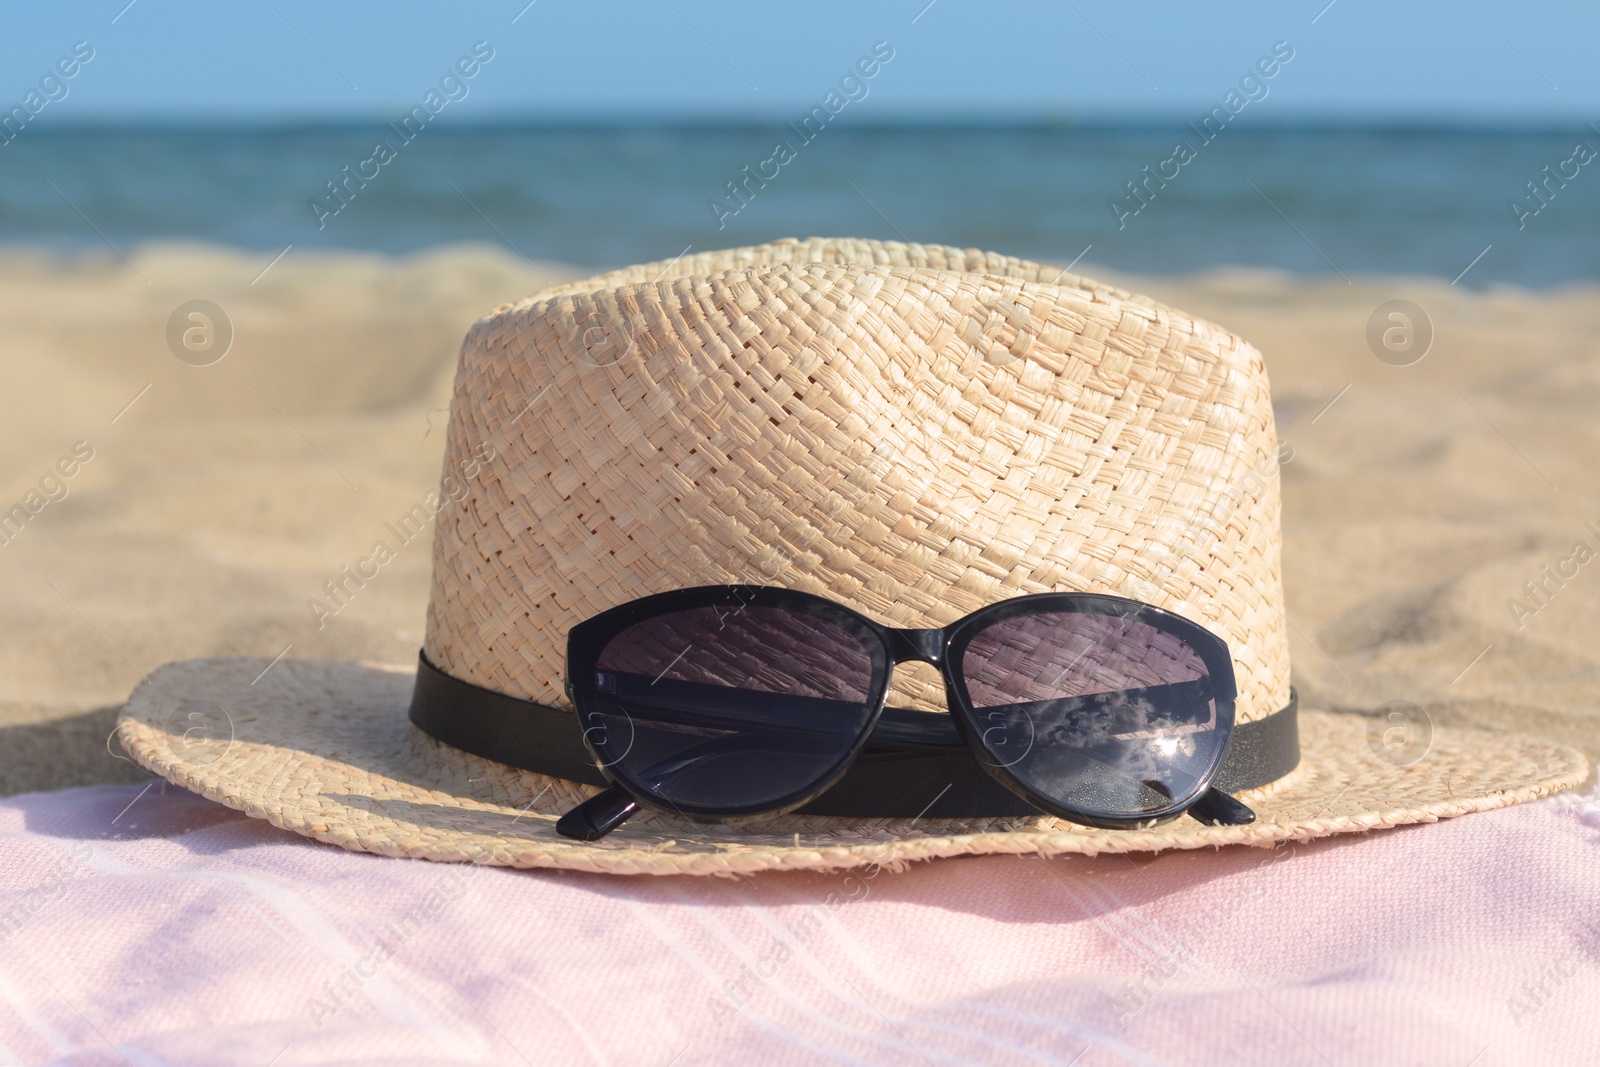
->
xmin=565 ymin=585 xmax=1239 ymax=833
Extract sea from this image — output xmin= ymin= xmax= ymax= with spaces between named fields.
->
xmin=2 ymin=122 xmax=1597 ymax=286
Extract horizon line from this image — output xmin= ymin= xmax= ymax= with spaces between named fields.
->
xmin=14 ymin=113 xmax=1600 ymax=134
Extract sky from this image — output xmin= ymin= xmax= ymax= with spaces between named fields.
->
xmin=1 ymin=1 xmax=1597 ymax=124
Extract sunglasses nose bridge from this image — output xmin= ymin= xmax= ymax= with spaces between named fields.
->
xmin=887 ymin=627 xmax=945 ymax=666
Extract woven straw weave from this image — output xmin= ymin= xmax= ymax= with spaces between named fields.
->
xmin=116 ymin=240 xmax=1590 ymax=875
xmin=116 ymin=658 xmax=1587 ymax=876
xmin=422 ymin=238 xmax=1289 ymax=724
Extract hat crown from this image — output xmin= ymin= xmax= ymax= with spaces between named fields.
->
xmin=423 ymin=238 xmax=1289 ymax=722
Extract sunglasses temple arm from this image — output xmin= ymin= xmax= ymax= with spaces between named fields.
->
xmin=556 ymin=785 xmax=639 ymax=841
xmin=1187 ymin=787 xmax=1256 ymax=827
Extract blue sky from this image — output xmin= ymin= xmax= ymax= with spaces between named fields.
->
xmin=2 ymin=1 xmax=1596 ymax=122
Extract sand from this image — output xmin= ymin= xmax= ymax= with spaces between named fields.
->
xmin=2 ymin=242 xmax=1597 ymax=797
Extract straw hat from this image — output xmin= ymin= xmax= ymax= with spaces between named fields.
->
xmin=117 ymin=238 xmax=1586 ymax=876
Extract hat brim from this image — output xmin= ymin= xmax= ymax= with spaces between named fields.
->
xmin=117 ymin=658 xmax=1588 ymax=877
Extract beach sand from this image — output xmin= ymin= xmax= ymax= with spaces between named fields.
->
xmin=2 ymin=243 xmax=1596 ymax=797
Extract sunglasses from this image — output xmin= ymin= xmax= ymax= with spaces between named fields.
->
xmin=555 ymin=585 xmax=1254 ymax=840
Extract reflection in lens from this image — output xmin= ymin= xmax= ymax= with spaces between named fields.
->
xmin=588 ymin=598 xmax=883 ymax=812
xmin=960 ymin=610 xmax=1225 ymax=819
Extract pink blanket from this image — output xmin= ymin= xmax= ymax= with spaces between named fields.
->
xmin=2 ymin=780 xmax=1597 ymax=1066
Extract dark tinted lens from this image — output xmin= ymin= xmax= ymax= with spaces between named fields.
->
xmin=585 ymin=599 xmax=883 ymax=813
xmin=959 ymin=609 xmax=1225 ymax=819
